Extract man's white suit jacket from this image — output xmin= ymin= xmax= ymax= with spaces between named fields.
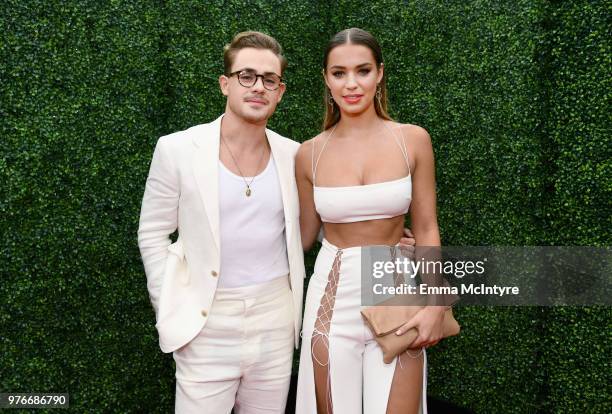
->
xmin=138 ymin=115 xmax=305 ymax=353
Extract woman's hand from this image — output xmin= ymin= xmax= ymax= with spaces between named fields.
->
xmin=395 ymin=306 xmax=446 ymax=348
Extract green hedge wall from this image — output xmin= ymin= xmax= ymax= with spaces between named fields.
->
xmin=543 ymin=0 xmax=610 ymax=246
xmin=1 ymin=1 xmax=609 ymax=413
xmin=1 ymin=1 xmax=172 ymax=412
xmin=539 ymin=1 xmax=611 ymax=412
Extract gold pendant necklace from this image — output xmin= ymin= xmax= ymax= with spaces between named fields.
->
xmin=220 ymin=134 xmax=266 ymax=197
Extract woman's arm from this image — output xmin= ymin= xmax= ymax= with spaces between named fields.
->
xmin=295 ymin=140 xmax=322 ymax=252
xmin=408 ymin=125 xmax=441 ymax=247
xmin=396 ymin=125 xmax=447 ymax=348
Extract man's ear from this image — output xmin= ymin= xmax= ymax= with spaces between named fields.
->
xmin=219 ymin=75 xmax=229 ymax=96
xmin=276 ymin=82 xmax=287 ymax=103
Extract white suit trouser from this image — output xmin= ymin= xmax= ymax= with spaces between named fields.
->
xmin=173 ymin=276 xmax=294 ymax=414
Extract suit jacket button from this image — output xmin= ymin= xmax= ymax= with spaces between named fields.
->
xmin=211 ymin=270 xmax=218 ymax=277
xmin=201 ymin=309 xmax=208 ymax=317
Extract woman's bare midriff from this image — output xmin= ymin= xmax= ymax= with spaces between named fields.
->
xmin=322 ymin=215 xmax=406 ymax=249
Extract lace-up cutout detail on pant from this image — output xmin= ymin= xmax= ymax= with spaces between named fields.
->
xmin=311 ymin=249 xmax=342 ymax=414
xmin=295 ymin=239 xmax=428 ymax=414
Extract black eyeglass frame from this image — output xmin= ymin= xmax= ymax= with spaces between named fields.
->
xmin=228 ymin=69 xmax=284 ymax=91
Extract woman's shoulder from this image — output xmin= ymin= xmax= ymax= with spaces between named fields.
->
xmin=300 ymin=131 xmax=327 ymax=147
xmin=385 ymin=121 xmax=432 ymax=149
xmin=297 ymin=132 xmax=326 ymax=157
xmin=386 ymin=121 xmax=430 ymax=138
xmin=295 ymin=132 xmax=326 ymax=173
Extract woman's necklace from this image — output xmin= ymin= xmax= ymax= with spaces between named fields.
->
xmin=220 ymin=134 xmax=267 ymax=197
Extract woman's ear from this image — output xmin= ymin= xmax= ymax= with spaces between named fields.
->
xmin=377 ymin=63 xmax=384 ymax=84
xmin=322 ymin=68 xmax=331 ymax=89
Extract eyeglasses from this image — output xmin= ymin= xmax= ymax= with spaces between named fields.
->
xmin=228 ymin=69 xmax=283 ymax=91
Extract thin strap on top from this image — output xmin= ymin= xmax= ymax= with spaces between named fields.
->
xmin=312 ymin=122 xmax=411 ymax=186
xmin=312 ymin=124 xmax=338 ymax=186
xmin=383 ymin=122 xmax=411 ymax=176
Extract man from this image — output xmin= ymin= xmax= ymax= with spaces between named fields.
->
xmin=138 ymin=31 xmax=415 ymax=413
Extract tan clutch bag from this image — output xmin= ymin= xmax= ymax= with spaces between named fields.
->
xmin=361 ymin=297 xmax=460 ymax=364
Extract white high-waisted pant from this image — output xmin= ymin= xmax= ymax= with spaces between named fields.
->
xmin=173 ymin=276 xmax=294 ymax=414
xmin=296 ymin=239 xmax=427 ymax=414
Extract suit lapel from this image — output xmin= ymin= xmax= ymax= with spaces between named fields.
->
xmin=191 ymin=116 xmax=294 ymax=254
xmin=267 ymin=129 xmax=294 ymax=247
xmin=192 ymin=115 xmax=222 ymax=253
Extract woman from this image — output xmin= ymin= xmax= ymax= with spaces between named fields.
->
xmin=295 ymin=28 xmax=447 ymax=414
